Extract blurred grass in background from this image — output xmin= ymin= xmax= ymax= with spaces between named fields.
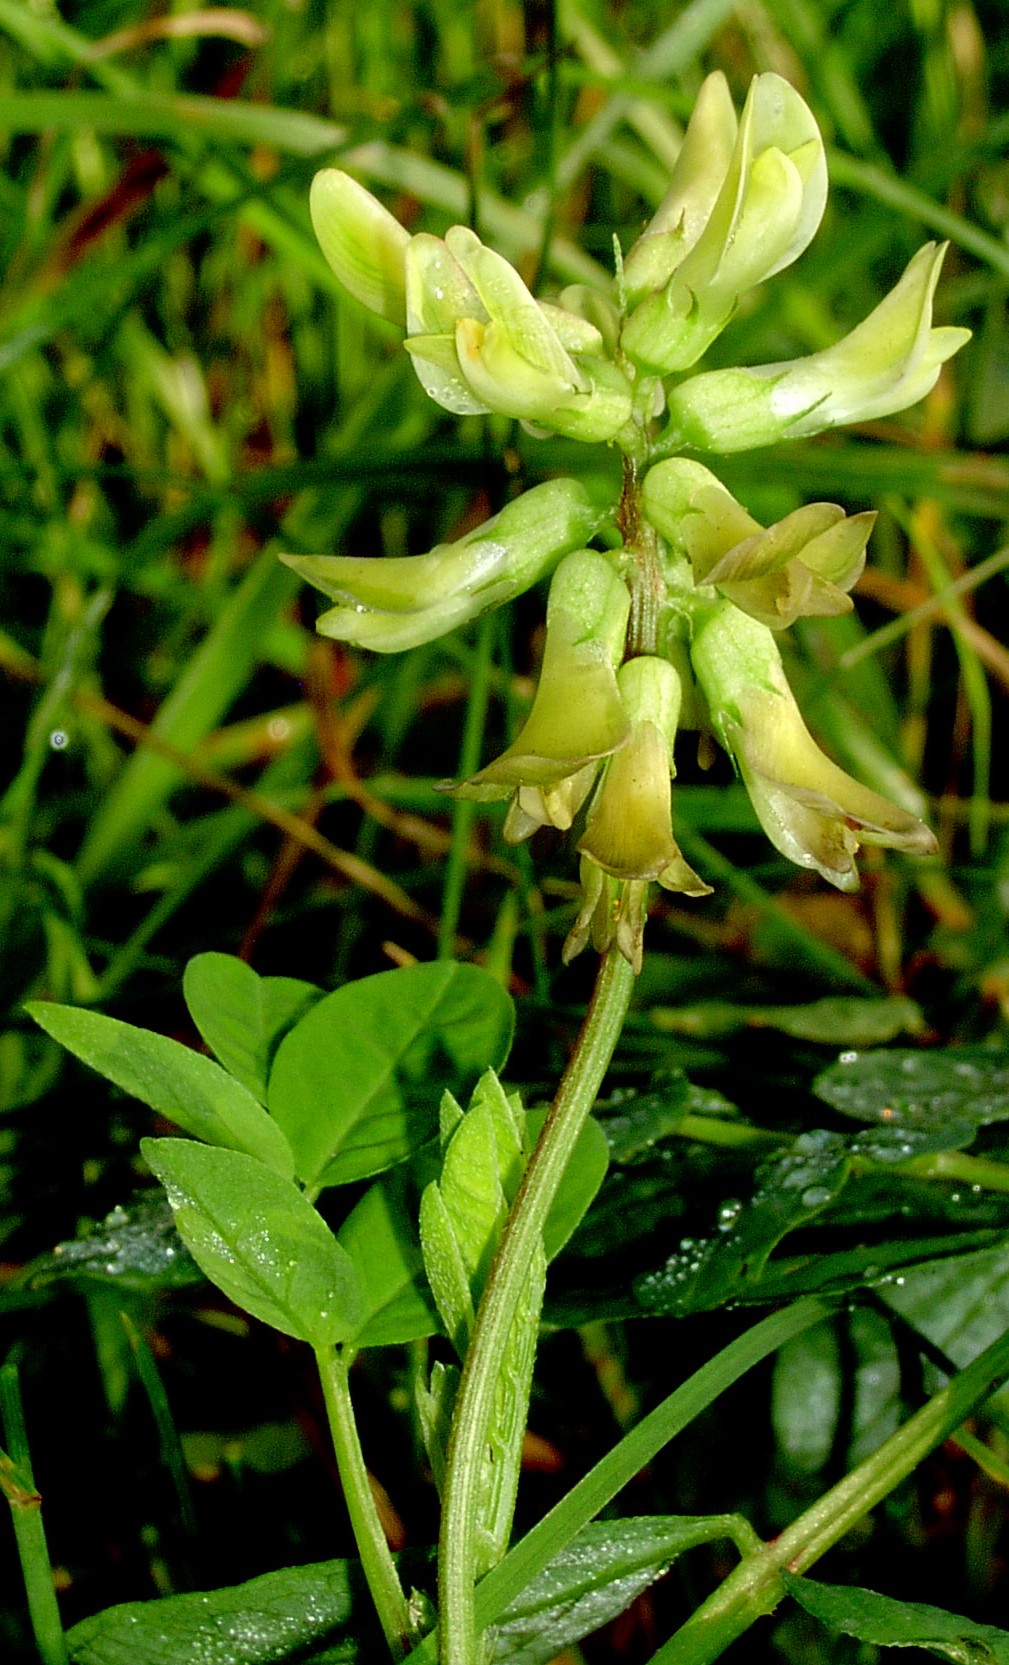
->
xmin=2 ymin=0 xmax=1009 ymax=1658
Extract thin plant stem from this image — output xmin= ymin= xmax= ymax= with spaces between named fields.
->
xmin=648 ymin=1319 xmax=1009 ymax=1665
xmin=314 ymin=1346 xmax=415 ymax=1662
xmin=438 ymin=947 xmax=635 ymax=1665
xmin=0 ymin=1364 xmax=68 ymax=1665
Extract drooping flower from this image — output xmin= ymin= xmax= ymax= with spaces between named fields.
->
xmin=689 ymin=601 xmax=938 ymax=890
xmin=449 ymin=549 xmax=632 ymax=841
xmin=642 ymin=459 xmax=874 ymax=629
xmin=621 ymin=71 xmax=828 ymax=373
xmin=279 ymin=478 xmax=602 ymax=653
xmin=662 ymin=242 xmax=970 ymax=453
xmin=565 ymin=656 xmax=710 ymax=972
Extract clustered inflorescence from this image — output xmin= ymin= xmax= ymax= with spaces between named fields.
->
xmin=284 ymin=72 xmax=968 ymax=972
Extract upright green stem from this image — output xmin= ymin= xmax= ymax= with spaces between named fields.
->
xmin=315 ymin=1346 xmax=415 ymax=1662
xmin=649 ymin=1319 xmax=1009 ymax=1665
xmin=1 ymin=1364 xmax=68 ymax=1665
xmin=438 ymin=947 xmax=635 ymax=1665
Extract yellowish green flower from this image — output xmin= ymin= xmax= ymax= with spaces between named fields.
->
xmin=565 ymin=657 xmax=709 ymax=972
xmin=279 ymin=479 xmax=601 ymax=652
xmin=643 ymin=459 xmax=874 ymax=629
xmin=663 ymin=242 xmax=970 ymax=453
xmin=621 ymin=71 xmax=827 ymax=373
xmin=690 ymin=602 xmax=938 ymax=891
xmin=449 ymin=549 xmax=631 ymax=841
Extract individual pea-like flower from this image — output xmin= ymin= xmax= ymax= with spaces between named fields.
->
xmin=642 ymin=459 xmax=874 ymax=629
xmin=279 ymin=478 xmax=602 ymax=652
xmin=621 ymin=71 xmax=828 ymax=373
xmin=564 ymin=656 xmax=710 ymax=973
xmin=309 ymin=168 xmax=633 ymax=443
xmin=404 ymin=225 xmax=633 ymax=442
xmin=662 ymin=242 xmax=970 ymax=453
xmin=449 ymin=548 xmax=631 ymax=842
xmin=689 ymin=601 xmax=938 ymax=891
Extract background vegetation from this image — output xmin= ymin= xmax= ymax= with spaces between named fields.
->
xmin=3 ymin=1 xmax=1009 ymax=1660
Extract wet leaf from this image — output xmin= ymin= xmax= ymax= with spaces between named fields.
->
xmin=814 ymin=1047 xmax=1009 ymax=1129
xmin=15 ymin=1193 xmax=199 ymax=1295
xmin=634 ymin=1130 xmax=851 ymax=1316
xmin=143 ymin=1139 xmax=362 ymax=1347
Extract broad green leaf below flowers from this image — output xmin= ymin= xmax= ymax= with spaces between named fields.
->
xmin=267 ymin=962 xmax=514 ymax=1189
xmin=142 ymin=1139 xmax=363 ymax=1348
xmin=25 ymin=1002 xmax=296 ymax=1178
xmin=183 ymin=953 xmax=322 ymax=1105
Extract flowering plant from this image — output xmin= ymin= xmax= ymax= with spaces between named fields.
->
xmin=287 ymin=70 xmax=965 ymax=972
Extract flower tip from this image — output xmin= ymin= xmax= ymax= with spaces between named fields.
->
xmin=309 ymin=168 xmax=409 ymax=327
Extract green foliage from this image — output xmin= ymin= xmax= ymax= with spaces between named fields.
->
xmin=25 ymin=1002 xmax=297 ymax=1177
xmin=785 ymin=1573 xmax=1009 ymax=1662
xmin=141 ymin=1139 xmax=362 ymax=1349
xmin=4 ymin=0 xmax=1009 ymax=1662
xmin=267 ymin=963 xmax=514 ymax=1188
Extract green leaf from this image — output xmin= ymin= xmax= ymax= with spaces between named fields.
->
xmin=336 ymin=1173 xmax=438 ymax=1349
xmin=883 ymin=1242 xmax=1009 ymax=1369
xmin=66 ymin=1558 xmax=373 ymax=1665
xmin=14 ymin=1194 xmax=199 ymax=1296
xmin=142 ymin=1140 xmax=362 ymax=1348
xmin=651 ymin=994 xmax=924 ymax=1046
xmin=785 ymin=1572 xmax=1009 ymax=1662
xmin=26 ymin=1003 xmax=295 ymax=1178
xmin=267 ymin=963 xmax=514 ymax=1188
xmin=634 ymin=1130 xmax=851 ymax=1317
xmin=814 ymin=1046 xmax=1009 ymax=1129
xmin=64 ymin=1517 xmax=741 ymax=1665
xmin=183 ymin=953 xmax=322 ymax=1104
xmin=490 ymin=1516 xmax=756 ymax=1665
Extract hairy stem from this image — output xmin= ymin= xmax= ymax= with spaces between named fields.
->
xmin=438 ymin=947 xmax=635 ymax=1665
xmin=315 ymin=1346 xmax=415 ymax=1661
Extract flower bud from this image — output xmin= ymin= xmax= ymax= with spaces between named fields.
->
xmin=622 ymin=71 xmax=738 ymax=306
xmin=662 ymin=242 xmax=970 ymax=452
xmin=621 ymin=73 xmax=827 ymax=373
xmin=449 ymin=549 xmax=631 ymax=835
xmin=309 ymin=169 xmax=410 ymax=327
xmin=690 ymin=601 xmax=938 ymax=890
xmin=643 ymin=458 xmax=873 ymax=628
xmin=280 ymin=478 xmax=602 ymax=652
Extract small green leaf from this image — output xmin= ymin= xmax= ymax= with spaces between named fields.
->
xmin=184 ymin=954 xmax=322 ymax=1104
xmin=66 ymin=1557 xmax=374 ymax=1665
xmin=26 ymin=1003 xmax=295 ymax=1178
xmin=336 ymin=1174 xmax=438 ymax=1349
xmin=814 ymin=1046 xmax=1009 ymax=1129
xmin=492 ymin=1516 xmax=755 ymax=1665
xmin=785 ymin=1572 xmax=1009 ymax=1662
xmin=652 ymin=994 xmax=924 ymax=1046
xmin=267 ymin=962 xmax=514 ymax=1188
xmin=142 ymin=1139 xmax=362 ymax=1347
